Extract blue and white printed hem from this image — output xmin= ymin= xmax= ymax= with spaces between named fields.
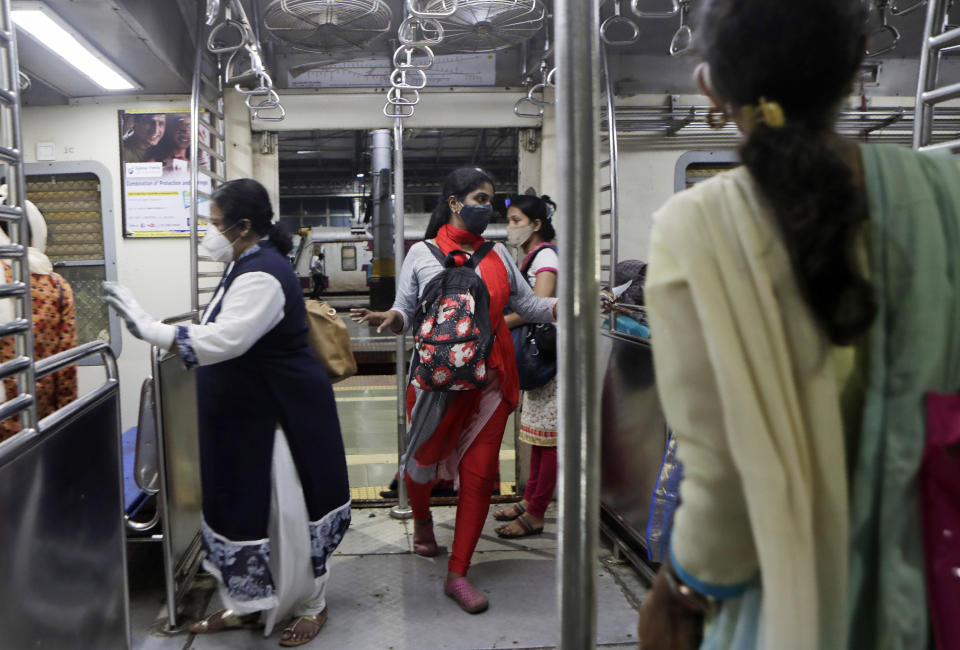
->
xmin=309 ymin=500 xmax=351 ymax=578
xmin=201 ymin=519 xmax=278 ymax=614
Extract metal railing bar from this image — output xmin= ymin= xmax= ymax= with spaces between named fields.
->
xmin=34 ymin=341 xmax=114 ymax=379
xmin=922 ymin=81 xmax=960 ymax=105
xmin=37 ymin=380 xmax=118 ymax=433
xmin=0 ymin=144 xmax=21 ymax=164
xmin=0 ymin=357 xmax=33 ymax=379
xmin=928 ymin=25 xmax=960 ymax=50
xmin=197 ymin=142 xmax=226 ymax=162
xmin=0 ymin=205 xmax=23 ymax=220
xmin=919 ymin=137 xmax=960 ymax=152
xmin=161 ymin=310 xmax=200 ymax=325
xmin=0 ymin=319 xmax=30 ymax=338
xmin=0 ymin=282 xmax=26 ymax=298
xmin=0 ymin=243 xmax=25 ymax=258
xmin=0 ymin=392 xmax=33 ymax=422
xmin=198 ymin=96 xmax=224 ymax=119
xmin=198 ymin=168 xmax=227 ymax=185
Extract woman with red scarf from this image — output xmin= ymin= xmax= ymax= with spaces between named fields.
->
xmin=351 ymin=167 xmax=557 ymax=614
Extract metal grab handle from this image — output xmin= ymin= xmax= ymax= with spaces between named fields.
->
xmin=253 ymin=103 xmax=286 ymax=122
xmin=526 ymin=82 xmax=554 ymax=106
xmin=245 ymin=88 xmax=280 ymax=109
xmin=387 ymin=86 xmax=421 ymax=106
xmin=234 ymin=71 xmax=274 ymax=95
xmin=398 ymin=16 xmax=445 ymax=46
xmin=406 ymin=0 xmax=458 ymax=18
xmin=866 ymin=23 xmax=900 ymax=56
xmin=546 ymin=67 xmax=557 ymax=88
xmin=670 ymin=24 xmax=693 ymax=55
xmin=207 ymin=19 xmax=248 ymax=54
xmin=125 ymin=509 xmax=161 ymax=532
xmin=391 ymin=68 xmax=428 ymax=90
xmin=890 ymin=0 xmax=926 ymax=16
xmin=601 ymin=15 xmax=641 ymax=45
xmin=205 ymin=0 xmax=221 ymax=26
xmin=514 ymin=96 xmax=544 ymax=118
xmin=393 ymin=45 xmax=435 ymax=70
xmin=384 ymin=102 xmax=416 ymax=118
xmin=224 ymin=47 xmax=264 ymax=86
xmin=630 ymin=0 xmax=679 ymax=18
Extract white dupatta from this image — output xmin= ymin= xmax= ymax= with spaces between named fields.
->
xmin=647 ymin=167 xmax=849 ymax=649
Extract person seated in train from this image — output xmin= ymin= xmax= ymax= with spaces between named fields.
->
xmin=121 ymin=112 xmax=166 ymax=164
xmin=350 ymin=167 xmax=557 ymax=614
xmin=638 ymin=1 xmax=956 ymax=648
xmin=0 ymin=192 xmax=78 ymax=441
xmin=601 ymin=259 xmax=650 ymax=338
xmin=104 ymin=178 xmax=350 ymax=647
xmin=493 ymin=192 xmax=559 ymax=539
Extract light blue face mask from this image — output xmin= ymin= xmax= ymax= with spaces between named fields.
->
xmin=459 ymin=203 xmax=493 ymax=234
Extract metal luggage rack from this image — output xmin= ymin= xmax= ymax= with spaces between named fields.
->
xmin=601 ymin=103 xmax=960 ymax=149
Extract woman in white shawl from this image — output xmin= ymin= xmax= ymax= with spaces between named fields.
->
xmin=639 ymin=1 xmax=959 ymax=648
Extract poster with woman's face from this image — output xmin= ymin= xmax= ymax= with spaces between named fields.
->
xmin=119 ymin=109 xmax=212 ymax=237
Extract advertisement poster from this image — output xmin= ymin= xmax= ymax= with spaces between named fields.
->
xmin=119 ymin=109 xmax=212 ymax=237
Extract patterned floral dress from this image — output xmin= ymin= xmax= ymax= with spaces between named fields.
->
xmin=519 ymin=245 xmax=558 ymax=447
xmin=0 ymin=268 xmax=78 ymax=441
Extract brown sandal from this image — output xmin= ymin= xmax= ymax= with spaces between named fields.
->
xmin=495 ymin=514 xmax=544 ymax=539
xmin=279 ymin=607 xmax=328 ymax=647
xmin=189 ymin=609 xmax=263 ymax=634
xmin=492 ymin=503 xmax=525 ymax=521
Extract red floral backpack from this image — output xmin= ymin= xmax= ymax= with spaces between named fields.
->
xmin=410 ymin=242 xmax=496 ymax=392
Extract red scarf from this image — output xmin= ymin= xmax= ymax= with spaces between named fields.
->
xmin=409 ymin=224 xmax=520 ymax=470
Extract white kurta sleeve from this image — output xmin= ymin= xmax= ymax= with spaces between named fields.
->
xmin=177 ymin=272 xmax=285 ymax=367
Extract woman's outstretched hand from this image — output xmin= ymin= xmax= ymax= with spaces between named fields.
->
xmin=350 ymin=308 xmax=402 ymax=334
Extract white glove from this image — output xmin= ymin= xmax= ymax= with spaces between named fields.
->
xmin=102 ymin=281 xmax=175 ymax=350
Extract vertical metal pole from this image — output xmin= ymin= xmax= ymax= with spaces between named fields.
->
xmin=601 ymin=46 xmax=619 ymax=331
xmin=2 ymin=0 xmax=36 ymax=430
xmin=556 ymin=0 xmax=601 ymax=648
xmin=189 ymin=15 xmax=204 ymax=313
xmin=390 ymin=118 xmax=412 ymax=520
xmin=913 ymin=0 xmax=950 ymax=149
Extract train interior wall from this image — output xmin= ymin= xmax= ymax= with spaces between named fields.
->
xmin=19 ymin=89 xmax=925 ymax=430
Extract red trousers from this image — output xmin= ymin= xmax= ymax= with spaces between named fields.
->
xmin=406 ymin=400 xmax=512 ymax=575
xmin=523 ymin=445 xmax=557 ymax=519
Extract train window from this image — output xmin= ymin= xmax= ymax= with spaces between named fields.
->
xmin=674 ymin=151 xmax=741 ymax=192
xmin=277 ymin=128 xmax=521 ymax=234
xmin=341 ymin=245 xmax=357 ymax=272
xmin=24 ymin=162 xmax=122 ymax=359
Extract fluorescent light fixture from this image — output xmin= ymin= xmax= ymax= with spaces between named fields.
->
xmin=12 ymin=3 xmax=136 ymax=91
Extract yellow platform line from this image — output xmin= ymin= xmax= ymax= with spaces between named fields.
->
xmin=350 ymin=481 xmax=517 ymax=501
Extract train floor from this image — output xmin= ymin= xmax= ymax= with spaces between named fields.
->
xmin=128 ymin=503 xmax=645 ymax=650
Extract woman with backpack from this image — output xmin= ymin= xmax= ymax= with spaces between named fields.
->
xmin=493 ymin=193 xmax=559 ymax=539
xmin=350 ymin=167 xmax=557 ymax=614
xmin=638 ymin=0 xmax=960 ymax=648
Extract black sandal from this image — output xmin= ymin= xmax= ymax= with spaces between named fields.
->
xmin=492 ymin=503 xmax=526 ymax=521
xmin=495 ymin=514 xmax=544 ymax=538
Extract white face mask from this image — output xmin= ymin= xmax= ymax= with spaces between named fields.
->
xmin=202 ymin=223 xmax=240 ymax=262
xmin=507 ymin=223 xmax=535 ymax=248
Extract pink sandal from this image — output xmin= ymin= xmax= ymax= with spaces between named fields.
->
xmin=413 ymin=516 xmax=439 ymax=557
xmin=444 ymin=576 xmax=489 ymax=614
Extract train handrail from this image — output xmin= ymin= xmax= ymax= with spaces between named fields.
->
xmin=35 ymin=340 xmax=116 ymax=381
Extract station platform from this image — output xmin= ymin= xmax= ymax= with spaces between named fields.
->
xmin=129 ymin=503 xmax=643 ymax=649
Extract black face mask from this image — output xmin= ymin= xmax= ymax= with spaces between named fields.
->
xmin=459 ymin=203 xmax=493 ymax=234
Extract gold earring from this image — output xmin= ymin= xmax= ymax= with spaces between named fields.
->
xmin=706 ymin=107 xmax=728 ymax=130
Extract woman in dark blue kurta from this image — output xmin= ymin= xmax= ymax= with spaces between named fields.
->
xmin=104 ymin=178 xmax=350 ymax=646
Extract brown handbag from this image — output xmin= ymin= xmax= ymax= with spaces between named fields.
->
xmin=304 ymin=299 xmax=357 ymax=383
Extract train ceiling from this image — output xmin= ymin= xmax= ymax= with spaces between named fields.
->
xmin=9 ymin=0 xmax=956 ymax=106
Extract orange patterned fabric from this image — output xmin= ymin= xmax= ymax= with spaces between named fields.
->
xmin=0 ymin=265 xmax=78 ymax=441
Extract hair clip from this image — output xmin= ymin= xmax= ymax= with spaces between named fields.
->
xmin=742 ymin=97 xmax=785 ymax=130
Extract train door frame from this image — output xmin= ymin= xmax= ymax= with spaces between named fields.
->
xmin=24 ymin=160 xmax=123 ymax=361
